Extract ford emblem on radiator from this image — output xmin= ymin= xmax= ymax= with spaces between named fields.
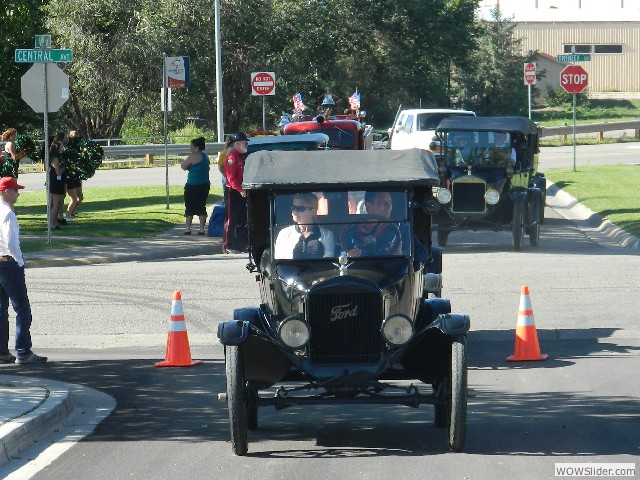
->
xmin=329 ymin=303 xmax=359 ymax=322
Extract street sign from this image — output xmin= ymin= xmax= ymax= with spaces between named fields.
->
xmin=556 ymin=54 xmax=591 ymax=63
xmin=15 ymin=49 xmax=73 ymax=63
xmin=523 ymin=62 xmax=537 ymax=85
xmin=165 ymin=56 xmax=190 ymax=89
xmin=560 ymin=65 xmax=589 ymax=94
xmin=21 ymin=63 xmax=69 ymax=112
xmin=251 ymin=71 xmax=275 ymax=96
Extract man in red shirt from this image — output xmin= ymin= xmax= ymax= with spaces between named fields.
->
xmin=223 ymin=132 xmax=250 ymax=253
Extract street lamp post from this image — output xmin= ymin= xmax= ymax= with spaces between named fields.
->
xmin=215 ymin=0 xmax=224 ymax=143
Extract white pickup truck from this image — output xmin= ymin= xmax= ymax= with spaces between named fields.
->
xmin=388 ymin=108 xmax=475 ymax=150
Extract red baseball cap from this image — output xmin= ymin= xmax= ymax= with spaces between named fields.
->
xmin=0 ymin=177 xmax=25 ymax=191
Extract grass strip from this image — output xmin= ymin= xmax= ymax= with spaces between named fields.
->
xmin=16 ymin=184 xmax=223 ymax=240
xmin=545 ymin=165 xmax=640 ymax=238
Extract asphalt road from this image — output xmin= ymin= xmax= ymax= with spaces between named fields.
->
xmin=2 ymin=203 xmax=637 ymax=480
xmin=16 ymin=141 xmax=640 ymax=194
xmin=2 ymin=143 xmax=637 ymax=479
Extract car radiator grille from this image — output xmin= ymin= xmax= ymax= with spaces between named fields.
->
xmin=452 ymin=180 xmax=486 ymax=213
xmin=307 ymin=290 xmax=383 ymax=364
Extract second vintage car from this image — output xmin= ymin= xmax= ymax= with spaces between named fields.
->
xmin=430 ymin=116 xmax=546 ymax=250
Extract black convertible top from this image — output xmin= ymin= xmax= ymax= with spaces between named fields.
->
xmin=242 ymin=148 xmax=439 ymax=190
xmin=436 ymin=116 xmax=539 ymax=135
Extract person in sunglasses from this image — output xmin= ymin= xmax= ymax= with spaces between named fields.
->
xmin=275 ymin=193 xmax=335 ymax=259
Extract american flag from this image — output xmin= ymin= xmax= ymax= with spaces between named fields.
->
xmin=292 ymin=93 xmax=306 ymax=114
xmin=348 ymin=89 xmax=360 ymax=111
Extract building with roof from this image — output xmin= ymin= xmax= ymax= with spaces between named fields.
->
xmin=478 ymin=1 xmax=640 ymax=98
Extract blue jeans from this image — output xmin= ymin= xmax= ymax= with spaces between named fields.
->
xmin=0 ymin=258 xmax=33 ymax=356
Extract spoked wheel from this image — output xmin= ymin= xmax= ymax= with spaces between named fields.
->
xmin=247 ymin=382 xmax=259 ymax=431
xmin=528 ymin=219 xmax=540 ymax=247
xmin=448 ymin=336 xmax=468 ymax=452
xmin=226 ymin=345 xmax=248 ymax=455
xmin=437 ymin=229 xmax=449 ymax=247
xmin=512 ymin=201 xmax=524 ymax=251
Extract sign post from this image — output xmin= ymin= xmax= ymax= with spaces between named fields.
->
xmin=251 ymin=72 xmax=276 ymax=132
xmin=560 ymin=64 xmax=589 ymax=172
xmin=16 ymin=36 xmax=72 ymax=243
xmin=161 ymin=55 xmax=190 ymax=208
xmin=523 ymin=62 xmax=537 ymax=119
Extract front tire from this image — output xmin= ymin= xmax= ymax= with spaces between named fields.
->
xmin=226 ymin=346 xmax=248 ymax=455
xmin=512 ymin=202 xmax=524 ymax=251
xmin=448 ymin=337 xmax=468 ymax=452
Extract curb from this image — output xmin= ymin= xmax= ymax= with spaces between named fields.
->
xmin=0 ymin=376 xmax=74 ymax=467
xmin=546 ymin=182 xmax=639 ymax=250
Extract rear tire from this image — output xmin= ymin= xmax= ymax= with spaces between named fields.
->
xmin=226 ymin=346 xmax=248 ymax=455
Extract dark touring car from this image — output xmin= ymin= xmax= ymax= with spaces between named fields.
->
xmin=217 ymin=149 xmax=470 ymax=455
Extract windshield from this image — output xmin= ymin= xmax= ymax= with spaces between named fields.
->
xmin=445 ymin=130 xmax=515 ymax=168
xmin=273 ymin=190 xmax=411 ymax=260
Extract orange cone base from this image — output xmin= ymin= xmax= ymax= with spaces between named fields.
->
xmin=506 ymin=353 xmax=548 ymax=362
xmin=154 ymin=331 xmax=202 ymax=367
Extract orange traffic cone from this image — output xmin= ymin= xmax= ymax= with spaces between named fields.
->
xmin=506 ymin=286 xmax=548 ymax=362
xmin=155 ymin=291 xmax=202 ymax=367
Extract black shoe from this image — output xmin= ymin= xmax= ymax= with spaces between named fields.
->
xmin=17 ymin=352 xmax=48 ymax=364
xmin=183 ymin=231 xmax=192 ymax=235
xmin=58 ymin=218 xmax=68 ymax=225
xmin=197 ymin=231 xmax=205 ymax=235
xmin=0 ymin=353 xmax=16 ymax=364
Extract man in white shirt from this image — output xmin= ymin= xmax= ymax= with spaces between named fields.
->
xmin=0 ymin=176 xmax=47 ymax=364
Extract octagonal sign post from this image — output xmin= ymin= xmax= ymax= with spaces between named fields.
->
xmin=560 ymin=65 xmax=588 ymax=94
xmin=560 ymin=65 xmax=589 ymax=172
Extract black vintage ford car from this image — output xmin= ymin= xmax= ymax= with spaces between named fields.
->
xmin=217 ymin=149 xmax=470 ymax=455
xmin=430 ymin=116 xmax=546 ymax=250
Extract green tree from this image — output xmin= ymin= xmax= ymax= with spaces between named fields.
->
xmin=452 ymin=7 xmax=528 ymax=115
xmin=0 ymin=1 xmax=46 ymax=132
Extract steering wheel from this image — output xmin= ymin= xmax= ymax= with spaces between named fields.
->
xmin=340 ymin=214 xmax=402 ymax=256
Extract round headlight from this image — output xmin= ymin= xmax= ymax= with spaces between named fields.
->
xmin=485 ymin=189 xmax=500 ymax=205
xmin=278 ymin=317 xmax=310 ymax=349
xmin=381 ymin=315 xmax=413 ymax=346
xmin=436 ymin=188 xmax=452 ymax=204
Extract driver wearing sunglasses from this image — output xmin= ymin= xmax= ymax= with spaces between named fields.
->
xmin=275 ymin=193 xmax=335 ymax=259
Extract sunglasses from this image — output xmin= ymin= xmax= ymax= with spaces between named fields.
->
xmin=291 ymin=204 xmax=314 ymax=213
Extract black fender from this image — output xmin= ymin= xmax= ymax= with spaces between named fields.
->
xmin=433 ymin=313 xmax=470 ymax=337
xmin=217 ymin=320 xmax=250 ymax=346
xmin=415 ymin=297 xmax=451 ymax=331
xmin=510 ymin=190 xmax=527 ymax=203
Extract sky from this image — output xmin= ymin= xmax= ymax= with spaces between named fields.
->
xmin=477 ymin=0 xmax=640 ymax=21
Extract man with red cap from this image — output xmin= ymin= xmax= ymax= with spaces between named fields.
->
xmin=223 ymin=132 xmax=250 ymax=253
xmin=0 ymin=176 xmax=47 ymax=363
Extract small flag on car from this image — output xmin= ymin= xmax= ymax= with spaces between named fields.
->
xmin=292 ymin=93 xmax=306 ymax=114
xmin=348 ymin=89 xmax=361 ymax=111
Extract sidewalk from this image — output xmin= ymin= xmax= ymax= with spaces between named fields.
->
xmin=24 ymin=223 xmax=225 ymax=269
xmin=0 ymin=187 xmax=637 ymax=473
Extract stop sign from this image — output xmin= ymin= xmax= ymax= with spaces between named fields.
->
xmin=251 ymin=71 xmax=275 ymax=96
xmin=560 ymin=65 xmax=588 ymax=94
xmin=523 ymin=62 xmax=537 ymax=85
xmin=21 ymin=63 xmax=69 ymax=112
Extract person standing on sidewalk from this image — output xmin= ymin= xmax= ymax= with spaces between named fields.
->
xmin=223 ymin=132 xmax=250 ymax=253
xmin=0 ymin=177 xmax=47 ymax=364
xmin=180 ymin=137 xmax=210 ymax=235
